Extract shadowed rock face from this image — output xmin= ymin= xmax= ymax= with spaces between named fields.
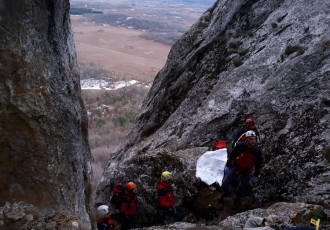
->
xmin=96 ymin=0 xmax=330 ymax=227
xmin=0 ymin=1 xmax=91 ymax=229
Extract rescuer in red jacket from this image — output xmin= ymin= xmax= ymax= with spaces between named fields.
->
xmin=120 ymin=182 xmax=138 ymax=230
xmin=96 ymin=205 xmax=115 ymax=230
xmin=220 ymin=130 xmax=263 ymax=207
xmin=156 ymin=171 xmax=183 ymax=224
xmin=232 ymin=118 xmax=260 ymax=148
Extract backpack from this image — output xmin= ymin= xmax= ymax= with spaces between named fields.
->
xmin=110 ymin=182 xmax=125 ymax=209
xmin=213 ymin=140 xmax=227 ymax=150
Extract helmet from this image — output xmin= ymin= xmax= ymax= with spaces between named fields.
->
xmin=126 ymin=182 xmax=137 ymax=191
xmin=245 ymin=118 xmax=254 ymax=124
xmin=246 ymin=130 xmax=256 ymax=138
xmin=161 ymin=171 xmax=172 ymax=181
xmin=97 ymin=205 xmax=109 ymax=216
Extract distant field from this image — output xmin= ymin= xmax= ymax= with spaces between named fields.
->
xmin=71 ymin=15 xmax=171 ymax=82
xmin=70 ymin=0 xmax=214 ymax=82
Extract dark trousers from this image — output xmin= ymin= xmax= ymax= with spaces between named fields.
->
xmin=221 ymin=168 xmax=252 ymax=201
xmin=157 ymin=206 xmax=183 ymax=224
xmin=120 ymin=214 xmax=134 ymax=230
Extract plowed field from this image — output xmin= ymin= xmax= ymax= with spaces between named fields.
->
xmin=71 ymin=15 xmax=171 ymax=82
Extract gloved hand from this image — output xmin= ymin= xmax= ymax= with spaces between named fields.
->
xmin=250 ymin=176 xmax=258 ymax=185
xmin=224 ymin=166 xmax=231 ymax=175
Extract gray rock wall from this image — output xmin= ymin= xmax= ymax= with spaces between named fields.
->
xmin=0 ymin=1 xmax=91 ymax=229
xmin=135 ymin=202 xmax=326 ymax=230
xmin=96 ymin=0 xmax=330 ymax=226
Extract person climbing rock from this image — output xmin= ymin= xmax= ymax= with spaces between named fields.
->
xmin=120 ymin=182 xmax=138 ymax=230
xmin=96 ymin=205 xmax=116 ymax=230
xmin=232 ymin=118 xmax=260 ymax=148
xmin=220 ymin=130 xmax=263 ymax=207
xmin=156 ymin=171 xmax=183 ymax=224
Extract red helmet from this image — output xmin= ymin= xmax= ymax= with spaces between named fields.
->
xmin=245 ymin=118 xmax=254 ymax=124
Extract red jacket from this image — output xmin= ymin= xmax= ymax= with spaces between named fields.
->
xmin=227 ymin=142 xmax=263 ymax=176
xmin=97 ymin=218 xmax=115 ymax=230
xmin=120 ymin=192 xmax=138 ymax=216
xmin=156 ymin=179 xmax=175 ymax=207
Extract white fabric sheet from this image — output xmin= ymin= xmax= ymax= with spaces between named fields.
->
xmin=195 ymin=148 xmax=228 ymax=185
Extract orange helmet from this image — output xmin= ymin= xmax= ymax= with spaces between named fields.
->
xmin=126 ymin=182 xmax=137 ymax=191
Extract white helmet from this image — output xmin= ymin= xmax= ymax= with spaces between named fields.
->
xmin=246 ymin=130 xmax=256 ymax=138
xmin=97 ymin=205 xmax=109 ymax=216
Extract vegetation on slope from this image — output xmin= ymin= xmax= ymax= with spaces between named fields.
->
xmin=80 ymin=66 xmax=149 ymax=187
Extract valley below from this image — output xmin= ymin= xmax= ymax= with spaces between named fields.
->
xmin=71 ymin=15 xmax=171 ymax=82
xmin=71 ymin=0 xmax=215 ymax=82
xmin=70 ymin=0 xmax=216 ymax=189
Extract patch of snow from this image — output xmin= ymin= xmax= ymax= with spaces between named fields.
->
xmin=208 ymin=99 xmax=215 ymax=109
xmin=81 ymin=79 xmax=150 ymax=91
xmin=81 ymin=79 xmax=109 ymax=89
xmin=71 ymin=221 xmax=79 ymax=228
xmin=110 ymin=80 xmax=138 ymax=89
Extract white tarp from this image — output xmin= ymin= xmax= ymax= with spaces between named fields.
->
xmin=195 ymin=148 xmax=228 ymax=186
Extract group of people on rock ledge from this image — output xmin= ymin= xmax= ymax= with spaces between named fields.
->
xmin=96 ymin=171 xmax=182 ymax=230
xmin=95 ymin=118 xmax=317 ymax=230
xmin=95 ymin=118 xmax=261 ymax=229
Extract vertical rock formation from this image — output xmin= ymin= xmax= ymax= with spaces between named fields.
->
xmin=0 ymin=1 xmax=91 ymax=228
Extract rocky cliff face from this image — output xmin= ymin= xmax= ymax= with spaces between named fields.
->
xmin=0 ymin=1 xmax=91 ymax=229
xmin=96 ymin=0 xmax=330 ymax=227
